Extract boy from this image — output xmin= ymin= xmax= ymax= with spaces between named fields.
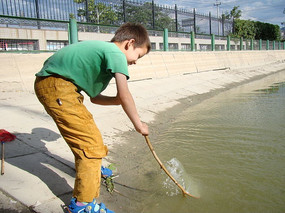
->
xmin=34 ymin=22 xmax=150 ymax=213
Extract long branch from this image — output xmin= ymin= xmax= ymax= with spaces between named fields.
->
xmin=144 ymin=136 xmax=199 ymax=199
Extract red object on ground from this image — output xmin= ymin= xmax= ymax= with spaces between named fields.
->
xmin=1 ymin=129 xmax=16 ymax=175
xmin=0 ymin=129 xmax=16 ymax=142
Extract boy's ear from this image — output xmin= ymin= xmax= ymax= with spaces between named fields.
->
xmin=125 ymin=39 xmax=135 ymax=50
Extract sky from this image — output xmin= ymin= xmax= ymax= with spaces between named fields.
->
xmin=156 ymin=0 xmax=285 ymax=26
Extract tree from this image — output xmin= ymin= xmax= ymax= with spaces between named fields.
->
xmin=118 ymin=2 xmax=177 ymax=31
xmin=74 ymin=1 xmax=177 ymax=31
xmin=254 ymin=21 xmax=281 ymax=41
xmin=74 ymin=0 xmax=117 ymax=25
xmin=122 ymin=2 xmax=153 ymax=28
xmin=224 ymin=5 xmax=281 ymax=41
xmin=224 ymin=6 xmax=242 ymax=20
xmin=224 ymin=6 xmax=255 ymax=39
xmin=233 ymin=19 xmax=256 ymax=39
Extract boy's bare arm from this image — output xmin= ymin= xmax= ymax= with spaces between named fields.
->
xmin=114 ymin=73 xmax=148 ymax=136
xmin=90 ymin=94 xmax=120 ymax=105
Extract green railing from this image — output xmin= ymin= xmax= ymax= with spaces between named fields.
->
xmin=161 ymin=28 xmax=285 ymax=52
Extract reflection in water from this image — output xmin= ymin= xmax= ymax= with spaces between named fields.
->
xmin=254 ymin=81 xmax=285 ymax=94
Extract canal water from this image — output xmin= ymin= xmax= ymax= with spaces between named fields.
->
xmin=113 ymin=70 xmax=285 ymax=213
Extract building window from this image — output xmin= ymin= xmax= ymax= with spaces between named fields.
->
xmin=159 ymin=43 xmax=179 ymax=50
xmin=215 ymin=45 xmax=225 ymax=51
xmin=169 ymin=43 xmax=178 ymax=50
xmin=199 ymin=44 xmax=211 ymax=51
xmin=0 ymin=39 xmax=38 ymax=51
xmin=151 ymin=42 xmax=156 ymax=50
xmin=181 ymin=43 xmax=190 ymax=50
xmin=47 ymin=40 xmax=68 ymax=51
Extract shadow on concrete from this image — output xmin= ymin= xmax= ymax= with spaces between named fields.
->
xmin=6 ymin=127 xmax=74 ymax=205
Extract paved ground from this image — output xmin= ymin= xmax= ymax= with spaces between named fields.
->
xmin=0 ymin=190 xmax=33 ymax=213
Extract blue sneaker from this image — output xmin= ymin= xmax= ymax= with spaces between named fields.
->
xmin=67 ymin=198 xmax=114 ymax=213
xmin=101 ymin=166 xmax=113 ymax=178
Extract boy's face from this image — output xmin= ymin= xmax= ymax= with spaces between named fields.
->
xmin=124 ymin=40 xmax=148 ymax=66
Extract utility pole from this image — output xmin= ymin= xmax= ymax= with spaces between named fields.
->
xmin=281 ymin=8 xmax=285 ymax=26
xmin=214 ymin=0 xmax=221 ymax=35
xmin=281 ymin=8 xmax=285 ymax=40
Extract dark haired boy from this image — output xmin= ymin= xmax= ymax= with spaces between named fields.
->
xmin=34 ymin=22 xmax=150 ymax=213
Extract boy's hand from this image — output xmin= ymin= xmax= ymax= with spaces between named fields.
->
xmin=136 ymin=122 xmax=149 ymax=136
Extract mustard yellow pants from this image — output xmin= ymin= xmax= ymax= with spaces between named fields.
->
xmin=34 ymin=76 xmax=108 ymax=202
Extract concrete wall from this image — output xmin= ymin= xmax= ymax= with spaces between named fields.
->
xmin=128 ymin=50 xmax=285 ymax=80
xmin=1 ymin=50 xmax=285 ymax=93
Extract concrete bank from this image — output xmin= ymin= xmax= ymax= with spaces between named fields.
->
xmin=0 ymin=51 xmax=285 ymax=212
xmin=1 ymin=50 xmax=285 ymax=92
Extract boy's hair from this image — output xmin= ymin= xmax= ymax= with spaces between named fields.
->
xmin=111 ymin=22 xmax=151 ymax=53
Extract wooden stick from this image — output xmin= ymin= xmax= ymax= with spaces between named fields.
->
xmin=144 ymin=136 xmax=199 ymax=198
xmin=1 ymin=142 xmax=4 ymax=175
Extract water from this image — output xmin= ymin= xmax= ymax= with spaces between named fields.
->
xmin=114 ymin=71 xmax=285 ymax=213
xmin=163 ymin=158 xmax=198 ymax=197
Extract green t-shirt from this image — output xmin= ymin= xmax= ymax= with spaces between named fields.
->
xmin=36 ymin=40 xmax=129 ymax=97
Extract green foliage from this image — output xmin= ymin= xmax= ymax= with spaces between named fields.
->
xmin=118 ymin=2 xmax=177 ymax=31
xmin=233 ymin=19 xmax=281 ymax=41
xmin=104 ymin=176 xmax=114 ymax=193
xmin=225 ymin=4 xmax=281 ymax=41
xmin=69 ymin=13 xmax=75 ymax=19
xmin=122 ymin=2 xmax=153 ymax=28
xmin=74 ymin=1 xmax=177 ymax=30
xmin=233 ymin=19 xmax=256 ymax=39
xmin=224 ymin=6 xmax=242 ymax=20
xmin=107 ymin=163 xmax=116 ymax=171
xmin=254 ymin=21 xmax=281 ymax=40
xmin=74 ymin=0 xmax=117 ymax=25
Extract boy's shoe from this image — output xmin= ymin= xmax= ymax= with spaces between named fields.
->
xmin=67 ymin=198 xmax=114 ymax=213
xmin=101 ymin=166 xmax=113 ymax=178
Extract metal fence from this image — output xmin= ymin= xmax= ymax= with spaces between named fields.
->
xmin=0 ymin=15 xmax=68 ymax=30
xmin=0 ymin=0 xmax=233 ymax=36
xmin=1 ymin=16 xmax=284 ymax=52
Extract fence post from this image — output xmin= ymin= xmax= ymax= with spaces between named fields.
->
xmin=279 ymin=41 xmax=281 ymax=50
xmin=151 ymin=0 xmax=155 ymax=29
xmin=283 ymin=41 xmax=285 ymax=50
xmin=123 ymin=0 xmax=126 ymax=22
xmin=259 ymin=39 xmax=262 ymax=50
xmin=193 ymin=8 xmax=196 ymax=34
xmin=175 ymin=4 xmax=178 ymax=32
xmin=85 ymin=0 xmax=89 ymax=22
xmin=69 ymin=18 xmax=78 ymax=44
xmin=273 ymin=41 xmax=275 ymax=50
xmin=35 ymin=0 xmax=41 ymax=29
xmin=227 ymin=35 xmax=230 ymax=51
xmin=211 ymin=34 xmax=215 ymax=51
xmin=222 ymin=15 xmax=225 ymax=36
xmin=232 ymin=17 xmax=235 ymax=34
xmin=240 ymin=37 xmax=243 ymax=50
xmin=209 ymin=12 xmax=212 ymax=35
xmin=250 ymin=39 xmax=254 ymax=50
xmin=266 ymin=40 xmax=269 ymax=50
xmin=163 ymin=28 xmax=168 ymax=51
xmin=191 ymin=31 xmax=195 ymax=51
